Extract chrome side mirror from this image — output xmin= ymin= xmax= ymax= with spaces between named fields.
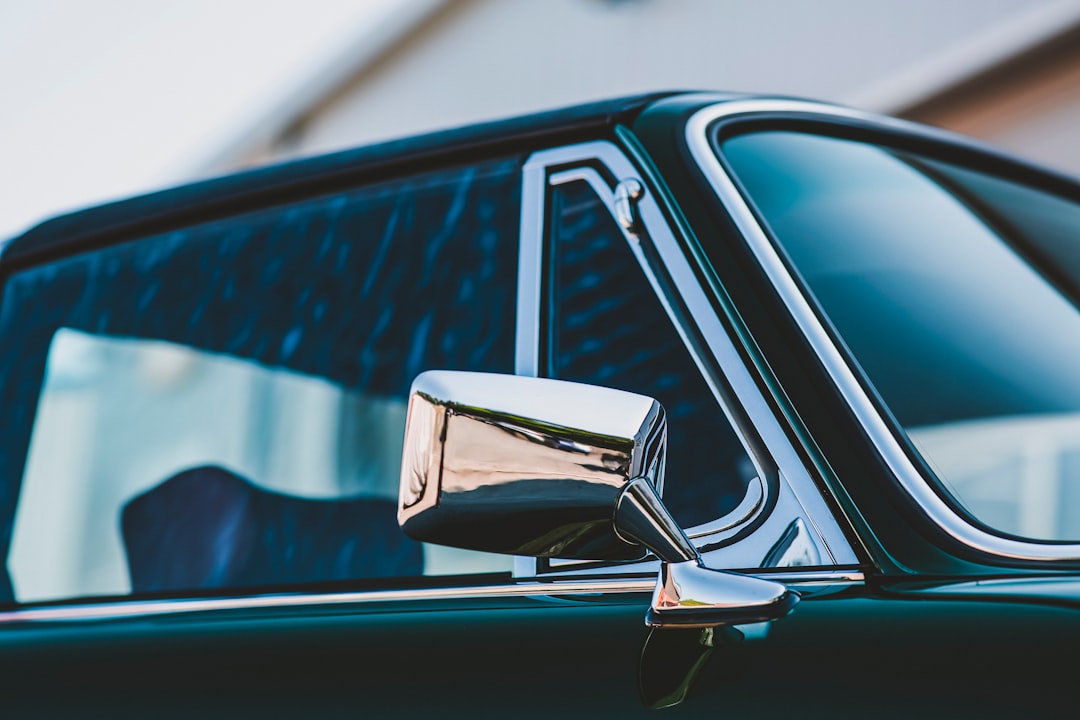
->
xmin=399 ymin=371 xmax=797 ymax=628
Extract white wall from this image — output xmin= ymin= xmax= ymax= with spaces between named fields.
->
xmin=288 ymin=0 xmax=1067 ymax=156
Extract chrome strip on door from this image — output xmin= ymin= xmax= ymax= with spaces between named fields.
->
xmin=515 ymin=158 xmax=546 ymax=378
xmin=0 ymin=569 xmax=864 ymax=625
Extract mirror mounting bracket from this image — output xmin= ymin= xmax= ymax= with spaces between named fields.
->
xmin=615 ymin=475 xmax=798 ymax=628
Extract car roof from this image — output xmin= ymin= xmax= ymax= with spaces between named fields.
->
xmin=5 ymin=91 xmax=711 ymax=268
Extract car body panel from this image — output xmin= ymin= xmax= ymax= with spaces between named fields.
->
xmin=3 ymin=583 xmax=1079 ymax=717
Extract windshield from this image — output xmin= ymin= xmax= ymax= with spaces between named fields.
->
xmin=720 ymin=130 xmax=1080 ymax=541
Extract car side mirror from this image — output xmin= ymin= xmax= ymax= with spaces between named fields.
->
xmin=398 ymin=371 xmax=798 ymax=628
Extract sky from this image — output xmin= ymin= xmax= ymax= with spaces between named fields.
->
xmin=0 ymin=0 xmax=408 ymax=241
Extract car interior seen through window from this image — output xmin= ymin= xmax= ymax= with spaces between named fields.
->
xmin=0 ymin=158 xmax=522 ymax=603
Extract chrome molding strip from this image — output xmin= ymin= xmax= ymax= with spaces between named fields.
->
xmin=516 ymin=141 xmax=857 ymax=573
xmin=515 ymin=158 xmax=545 ymax=378
xmin=0 ymin=569 xmax=863 ymax=625
xmin=0 ymin=580 xmax=653 ymax=624
xmin=512 ymin=151 xmax=548 ymax=578
xmin=687 ymin=471 xmax=763 ymax=540
xmin=686 ymin=98 xmax=1080 ymax=562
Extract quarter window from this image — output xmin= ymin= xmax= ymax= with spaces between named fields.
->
xmin=546 ymin=180 xmax=757 ymax=529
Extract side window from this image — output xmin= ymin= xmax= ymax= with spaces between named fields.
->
xmin=0 ymin=158 xmax=521 ymax=604
xmin=546 ymin=180 xmax=756 ymax=529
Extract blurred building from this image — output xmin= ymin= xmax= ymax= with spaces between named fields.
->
xmin=212 ymin=0 xmax=1080 ymax=176
xmin=903 ymin=21 xmax=1080 ymax=173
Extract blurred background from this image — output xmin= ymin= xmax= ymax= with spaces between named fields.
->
xmin=3 ymin=0 xmax=1080 ymax=241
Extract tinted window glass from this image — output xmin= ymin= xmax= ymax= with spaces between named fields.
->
xmin=722 ymin=131 xmax=1080 ymax=541
xmin=547 ymin=180 xmax=756 ymax=528
xmin=0 ymin=158 xmax=521 ymax=603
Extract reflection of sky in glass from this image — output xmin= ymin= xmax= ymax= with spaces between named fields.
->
xmin=724 ymin=132 xmax=1080 ymax=426
xmin=723 ymin=131 xmax=1080 ymax=541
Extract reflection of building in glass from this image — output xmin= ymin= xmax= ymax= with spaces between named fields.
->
xmin=911 ymin=416 xmax=1080 ymax=542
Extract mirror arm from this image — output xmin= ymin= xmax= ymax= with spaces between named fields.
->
xmin=615 ymin=476 xmax=799 ymax=628
xmin=614 ymin=477 xmax=697 ymax=563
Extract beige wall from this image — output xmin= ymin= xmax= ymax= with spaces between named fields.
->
xmin=903 ymin=28 xmax=1080 ymax=175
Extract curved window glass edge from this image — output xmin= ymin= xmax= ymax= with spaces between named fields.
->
xmin=514 ymin=140 xmax=857 ymax=579
xmin=687 ymin=98 xmax=1080 ymax=563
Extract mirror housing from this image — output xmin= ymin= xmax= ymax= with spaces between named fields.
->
xmin=398 ymin=371 xmax=667 ymax=561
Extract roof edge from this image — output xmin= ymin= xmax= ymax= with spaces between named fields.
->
xmin=5 ymin=91 xmax=680 ymax=269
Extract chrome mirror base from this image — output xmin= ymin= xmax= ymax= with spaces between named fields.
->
xmin=613 ymin=473 xmax=798 ymax=628
xmin=614 ymin=477 xmax=697 ymax=563
xmin=647 ymin=560 xmax=798 ymax=628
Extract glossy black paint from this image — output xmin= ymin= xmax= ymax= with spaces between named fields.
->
xmin=3 ymin=586 xmax=1079 ymax=717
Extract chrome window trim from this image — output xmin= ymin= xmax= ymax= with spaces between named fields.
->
xmin=687 ymin=98 xmax=1080 ymax=562
xmin=515 ymin=156 xmax=545 ymax=379
xmin=544 ymin=159 xmax=775 ymax=546
xmin=515 ymin=141 xmax=857 ymax=576
xmin=512 ymin=151 xmax=547 ymax=579
xmin=0 ymin=569 xmax=864 ymax=625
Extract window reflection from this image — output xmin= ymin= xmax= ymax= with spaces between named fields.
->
xmin=723 ymin=131 xmax=1080 ymax=540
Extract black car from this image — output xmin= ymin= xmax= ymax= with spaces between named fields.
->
xmin=2 ymin=91 xmax=1080 ymax=717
